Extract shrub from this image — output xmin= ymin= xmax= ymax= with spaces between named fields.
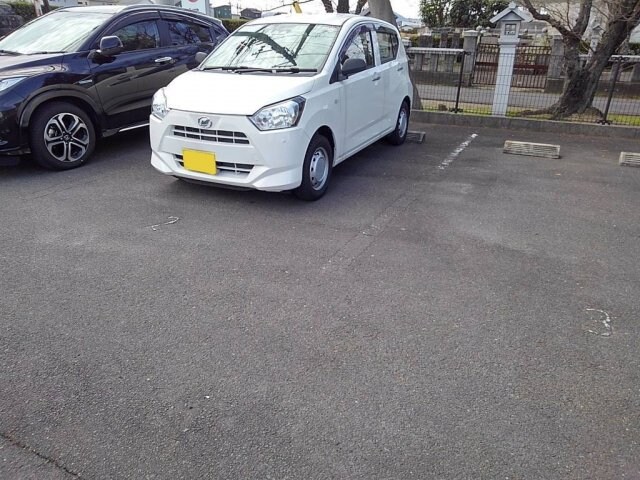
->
xmin=221 ymin=19 xmax=248 ymax=33
xmin=6 ymin=1 xmax=36 ymax=23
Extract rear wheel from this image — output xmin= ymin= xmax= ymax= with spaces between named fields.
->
xmin=386 ymin=100 xmax=409 ymax=146
xmin=293 ymin=134 xmax=332 ymax=201
xmin=29 ymin=102 xmax=96 ymax=170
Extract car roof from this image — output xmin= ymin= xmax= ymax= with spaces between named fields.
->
xmin=248 ymin=13 xmax=391 ymax=28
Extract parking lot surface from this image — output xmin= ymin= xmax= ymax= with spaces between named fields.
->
xmin=1 ymin=123 xmax=639 ymax=479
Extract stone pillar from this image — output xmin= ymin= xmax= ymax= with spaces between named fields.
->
xmin=445 ymin=32 xmax=460 ymax=73
xmin=548 ymin=34 xmax=564 ymax=79
xmin=418 ymin=35 xmax=432 ymax=47
xmin=462 ymin=30 xmax=478 ymax=77
xmin=439 ymin=32 xmax=448 ymax=48
xmin=461 ymin=30 xmax=478 ymax=86
xmin=632 ymin=63 xmax=640 ymax=82
xmin=419 ymin=35 xmax=433 ymax=73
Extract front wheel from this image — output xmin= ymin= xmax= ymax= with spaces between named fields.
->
xmin=386 ymin=101 xmax=410 ymax=146
xmin=293 ymin=134 xmax=333 ymax=201
xmin=29 ymin=102 xmax=96 ymax=170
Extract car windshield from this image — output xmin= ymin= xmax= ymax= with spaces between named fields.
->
xmin=201 ymin=22 xmax=340 ymax=71
xmin=0 ymin=10 xmax=111 ymax=54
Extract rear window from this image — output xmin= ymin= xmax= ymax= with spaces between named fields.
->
xmin=167 ymin=20 xmax=213 ymax=46
xmin=376 ymin=28 xmax=399 ymax=64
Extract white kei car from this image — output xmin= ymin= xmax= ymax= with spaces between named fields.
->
xmin=150 ymin=14 xmax=413 ymax=200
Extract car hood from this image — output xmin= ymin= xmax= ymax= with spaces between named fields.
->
xmin=0 ymin=53 xmax=63 ymax=75
xmin=165 ymin=70 xmax=316 ymax=116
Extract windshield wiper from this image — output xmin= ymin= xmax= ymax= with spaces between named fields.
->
xmin=200 ymin=65 xmax=251 ymax=71
xmin=201 ymin=66 xmax=317 ymax=74
xmin=0 ymin=49 xmax=20 ymax=55
xmin=27 ymin=51 xmax=66 ymax=55
xmin=234 ymin=67 xmax=317 ymax=74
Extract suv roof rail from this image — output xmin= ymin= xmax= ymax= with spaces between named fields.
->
xmin=120 ymin=2 xmax=224 ymax=25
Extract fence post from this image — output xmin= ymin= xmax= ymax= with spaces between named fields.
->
xmin=600 ymin=56 xmax=623 ymax=125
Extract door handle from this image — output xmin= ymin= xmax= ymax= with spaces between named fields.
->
xmin=372 ymin=74 xmax=381 ymax=82
xmin=154 ymin=56 xmax=173 ymax=64
xmin=397 ymin=66 xmax=404 ymax=71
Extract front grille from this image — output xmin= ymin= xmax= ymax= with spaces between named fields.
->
xmin=175 ymin=154 xmax=253 ymax=176
xmin=173 ymin=126 xmax=250 ymax=145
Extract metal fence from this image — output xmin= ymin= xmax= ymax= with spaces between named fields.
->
xmin=408 ymin=48 xmax=640 ymax=127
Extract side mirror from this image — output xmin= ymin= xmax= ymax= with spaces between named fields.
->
xmin=195 ymin=51 xmax=208 ymax=64
xmin=89 ymin=36 xmax=123 ymax=59
xmin=341 ymin=58 xmax=367 ymax=78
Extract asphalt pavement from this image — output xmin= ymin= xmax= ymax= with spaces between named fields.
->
xmin=1 ymin=123 xmax=639 ymax=479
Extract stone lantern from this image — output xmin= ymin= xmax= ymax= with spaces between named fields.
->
xmin=489 ymin=2 xmax=533 ymax=116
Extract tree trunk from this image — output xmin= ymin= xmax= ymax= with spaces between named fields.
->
xmin=355 ymin=0 xmax=367 ymax=14
xmin=41 ymin=0 xmax=51 ymax=14
xmin=337 ymin=0 xmax=350 ymax=13
xmin=552 ymin=17 xmax=636 ymax=119
xmin=368 ymin=0 xmax=422 ymax=109
xmin=320 ymin=0 xmax=333 ymax=13
xmin=368 ymin=0 xmax=395 ymax=24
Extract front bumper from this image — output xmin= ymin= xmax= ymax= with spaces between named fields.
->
xmin=150 ymin=110 xmax=311 ymax=192
xmin=0 ymin=92 xmax=27 ymax=155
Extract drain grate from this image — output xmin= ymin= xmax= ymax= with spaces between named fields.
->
xmin=503 ymin=140 xmax=560 ymax=159
xmin=619 ymin=152 xmax=640 ymax=167
xmin=406 ymin=131 xmax=425 ymax=144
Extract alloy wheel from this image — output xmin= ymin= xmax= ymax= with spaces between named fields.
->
xmin=44 ymin=113 xmax=90 ymax=163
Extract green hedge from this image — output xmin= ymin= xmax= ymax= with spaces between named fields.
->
xmin=6 ymin=2 xmax=59 ymax=24
xmin=6 ymin=1 xmax=36 ymax=23
xmin=221 ymin=19 xmax=248 ymax=33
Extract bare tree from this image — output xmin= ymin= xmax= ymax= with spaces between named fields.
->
xmin=320 ymin=0 xmax=334 ymax=13
xmin=355 ymin=0 xmax=368 ymax=14
xmin=319 ymin=0 xmax=369 ymax=13
xmin=521 ymin=0 xmax=640 ymax=119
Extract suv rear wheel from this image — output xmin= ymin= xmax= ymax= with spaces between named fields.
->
xmin=30 ymin=102 xmax=96 ymax=170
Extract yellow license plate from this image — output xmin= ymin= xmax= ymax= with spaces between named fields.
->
xmin=183 ymin=149 xmax=217 ymax=175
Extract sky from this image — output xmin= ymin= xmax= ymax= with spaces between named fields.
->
xmin=228 ymin=0 xmax=421 ymax=20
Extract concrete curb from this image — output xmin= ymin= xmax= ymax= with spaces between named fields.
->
xmin=410 ymin=110 xmax=640 ymax=139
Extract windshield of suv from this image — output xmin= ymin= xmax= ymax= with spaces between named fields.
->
xmin=201 ymin=23 xmax=340 ymax=72
xmin=0 ymin=10 xmax=111 ymax=54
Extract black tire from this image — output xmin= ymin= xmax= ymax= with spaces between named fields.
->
xmin=29 ymin=102 xmax=96 ymax=170
xmin=293 ymin=134 xmax=333 ymax=201
xmin=386 ymin=100 xmax=410 ymax=146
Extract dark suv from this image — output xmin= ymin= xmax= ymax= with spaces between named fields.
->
xmin=0 ymin=5 xmax=228 ymax=169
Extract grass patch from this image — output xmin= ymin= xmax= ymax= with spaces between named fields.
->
xmin=419 ymin=101 xmax=640 ymax=126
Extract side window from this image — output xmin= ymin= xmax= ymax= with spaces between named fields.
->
xmin=211 ymin=24 xmax=227 ymax=44
xmin=341 ymin=26 xmax=375 ymax=69
xmin=376 ymin=29 xmax=399 ymax=64
xmin=167 ymin=20 xmax=213 ymax=46
xmin=112 ymin=21 xmax=160 ymax=52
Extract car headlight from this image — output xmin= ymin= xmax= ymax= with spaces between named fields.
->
xmin=0 ymin=77 xmax=27 ymax=93
xmin=249 ymin=97 xmax=305 ymax=131
xmin=152 ymin=88 xmax=169 ymax=119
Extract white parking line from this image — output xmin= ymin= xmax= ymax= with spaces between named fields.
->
xmin=438 ymin=133 xmax=478 ymax=171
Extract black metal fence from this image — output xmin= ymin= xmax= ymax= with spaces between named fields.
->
xmin=408 ymin=48 xmax=640 ymax=127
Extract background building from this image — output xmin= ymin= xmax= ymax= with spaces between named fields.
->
xmin=213 ymin=4 xmax=231 ymax=18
